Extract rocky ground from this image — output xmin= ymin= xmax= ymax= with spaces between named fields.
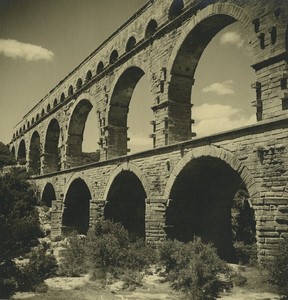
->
xmin=13 ymin=264 xmax=281 ymax=300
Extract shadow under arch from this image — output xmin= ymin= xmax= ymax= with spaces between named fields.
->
xmin=104 ymin=162 xmax=148 ymax=241
xmin=44 ymin=118 xmax=61 ymax=174
xmin=62 ymin=177 xmax=92 ymax=235
xmin=29 ymin=131 xmax=41 ymax=175
xmin=66 ymin=98 xmax=94 ymax=167
xmin=41 ymin=182 xmax=56 ymax=207
xmin=164 ymin=145 xmax=258 ymax=262
xmin=166 ymin=2 xmax=256 ymax=144
xmin=17 ymin=139 xmax=26 ymax=165
xmin=106 ymin=66 xmax=147 ymax=158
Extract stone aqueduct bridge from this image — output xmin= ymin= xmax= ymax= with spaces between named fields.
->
xmin=9 ymin=0 xmax=288 ymax=261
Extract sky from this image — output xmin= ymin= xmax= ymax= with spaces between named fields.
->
xmin=0 ymin=0 xmax=256 ymax=154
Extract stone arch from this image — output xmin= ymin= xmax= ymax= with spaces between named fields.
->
xmin=62 ymin=177 xmax=92 ymax=235
xmin=109 ymin=50 xmax=119 ymax=64
xmin=47 ymin=104 xmax=51 ymax=112
xmin=164 ymin=145 xmax=258 ymax=200
xmin=36 ymin=114 xmax=40 ymax=121
xmin=17 ymin=139 xmax=26 ymax=164
xmin=43 ymin=118 xmax=61 ymax=173
xmin=76 ymin=78 xmax=83 ymax=90
xmin=29 ymin=131 xmax=41 ymax=175
xmin=106 ymin=64 xmax=149 ymax=157
xmin=166 ymin=2 xmax=257 ymax=143
xmin=60 ymin=92 xmax=65 ymax=102
xmin=53 ymin=98 xmax=58 ymax=108
xmin=103 ymin=162 xmax=149 ymax=200
xmin=41 ymin=182 xmax=56 ymax=207
xmin=126 ymin=36 xmax=136 ymax=52
xmin=104 ymin=162 xmax=148 ymax=240
xmin=164 ymin=145 xmax=258 ymax=261
xmin=68 ymin=85 xmax=74 ymax=96
xmin=41 ymin=108 xmax=45 ymax=117
xmin=145 ymin=19 xmax=158 ymax=38
xmin=168 ymin=0 xmax=184 ymax=20
xmin=86 ymin=70 xmax=92 ymax=82
xmin=66 ymin=98 xmax=94 ymax=167
xmin=96 ymin=61 xmax=104 ymax=74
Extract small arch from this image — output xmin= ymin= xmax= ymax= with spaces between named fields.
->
xmin=16 ymin=130 xmax=19 ymax=137
xmin=60 ymin=93 xmax=65 ymax=102
xmin=62 ymin=178 xmax=91 ymax=235
xmin=76 ymin=78 xmax=83 ymax=90
xmin=27 ymin=121 xmax=30 ymax=128
xmin=41 ymin=109 xmax=45 ymax=117
xmin=36 ymin=114 xmax=40 ymax=121
xmin=13 ymin=133 xmax=15 ymax=139
xmin=32 ymin=117 xmax=35 ymax=124
xmin=96 ymin=61 xmax=104 ymax=74
xmin=109 ymin=50 xmax=119 ymax=64
xmin=29 ymin=131 xmax=41 ymax=175
xmin=168 ymin=0 xmax=184 ymax=20
xmin=145 ymin=19 xmax=158 ymax=38
xmin=19 ymin=128 xmax=22 ymax=134
xmin=68 ymin=85 xmax=74 ymax=96
xmin=23 ymin=125 xmax=26 ymax=132
xmin=17 ymin=139 xmax=26 ymax=165
xmin=41 ymin=183 xmax=56 ymax=207
xmin=47 ymin=104 xmax=51 ymax=112
xmin=53 ymin=98 xmax=58 ymax=108
xmin=126 ymin=36 xmax=136 ymax=52
xmin=86 ymin=70 xmax=92 ymax=82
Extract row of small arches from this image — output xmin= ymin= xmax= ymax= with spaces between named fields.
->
xmin=13 ymin=0 xmax=185 ymax=139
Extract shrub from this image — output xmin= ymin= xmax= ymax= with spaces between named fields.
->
xmin=159 ymin=237 xmax=231 ymax=300
xmin=58 ymin=232 xmax=87 ymax=277
xmin=233 ymin=241 xmax=257 ymax=265
xmin=268 ymin=237 xmax=288 ymax=297
xmin=19 ymin=243 xmax=58 ymax=291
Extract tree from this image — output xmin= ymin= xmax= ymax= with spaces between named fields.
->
xmin=0 ymin=142 xmax=16 ymax=169
xmin=0 ymin=168 xmax=43 ymax=298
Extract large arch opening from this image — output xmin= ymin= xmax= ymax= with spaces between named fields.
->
xmin=104 ymin=171 xmax=146 ymax=241
xmin=62 ymin=178 xmax=91 ymax=235
xmin=66 ymin=99 xmax=100 ymax=167
xmin=108 ymin=66 xmax=153 ymax=157
xmin=168 ymin=14 xmax=257 ymax=143
xmin=44 ymin=119 xmax=61 ymax=174
xmin=165 ymin=156 xmax=256 ymax=262
xmin=29 ymin=131 xmax=41 ymax=175
xmin=41 ymin=183 xmax=56 ymax=208
xmin=17 ymin=140 xmax=26 ymax=165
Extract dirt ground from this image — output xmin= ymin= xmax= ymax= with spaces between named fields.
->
xmin=13 ymin=264 xmax=281 ymax=300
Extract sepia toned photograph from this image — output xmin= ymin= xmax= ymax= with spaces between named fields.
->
xmin=0 ymin=0 xmax=288 ymax=299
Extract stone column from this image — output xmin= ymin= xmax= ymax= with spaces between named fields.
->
xmin=51 ymin=199 xmax=63 ymax=240
xmin=145 ymin=198 xmax=168 ymax=242
xmin=89 ymin=199 xmax=106 ymax=227
xmin=254 ymin=197 xmax=288 ymax=263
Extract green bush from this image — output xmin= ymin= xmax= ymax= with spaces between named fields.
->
xmin=58 ymin=232 xmax=87 ymax=277
xmin=268 ymin=237 xmax=288 ymax=297
xmin=159 ymin=237 xmax=231 ymax=300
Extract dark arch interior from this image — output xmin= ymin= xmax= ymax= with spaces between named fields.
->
xmin=42 ymin=183 xmax=56 ymax=207
xmin=67 ymin=99 xmax=93 ymax=167
xmin=44 ymin=119 xmax=61 ymax=173
xmin=165 ymin=157 xmax=255 ymax=262
xmin=29 ymin=132 xmax=41 ymax=175
xmin=104 ymin=171 xmax=146 ymax=241
xmin=86 ymin=70 xmax=92 ymax=81
xmin=169 ymin=0 xmax=184 ymax=20
xmin=110 ymin=50 xmax=119 ymax=64
xmin=97 ymin=61 xmax=104 ymax=74
xmin=126 ymin=36 xmax=136 ymax=52
xmin=145 ymin=19 xmax=158 ymax=38
xmin=62 ymin=178 xmax=91 ymax=235
xmin=68 ymin=85 xmax=74 ymax=96
xmin=108 ymin=67 xmax=145 ymax=157
xmin=77 ymin=78 xmax=83 ymax=90
xmin=168 ymin=15 xmax=237 ymax=143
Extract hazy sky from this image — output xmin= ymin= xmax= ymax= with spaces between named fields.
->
xmin=0 ymin=0 xmax=256 ymax=154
